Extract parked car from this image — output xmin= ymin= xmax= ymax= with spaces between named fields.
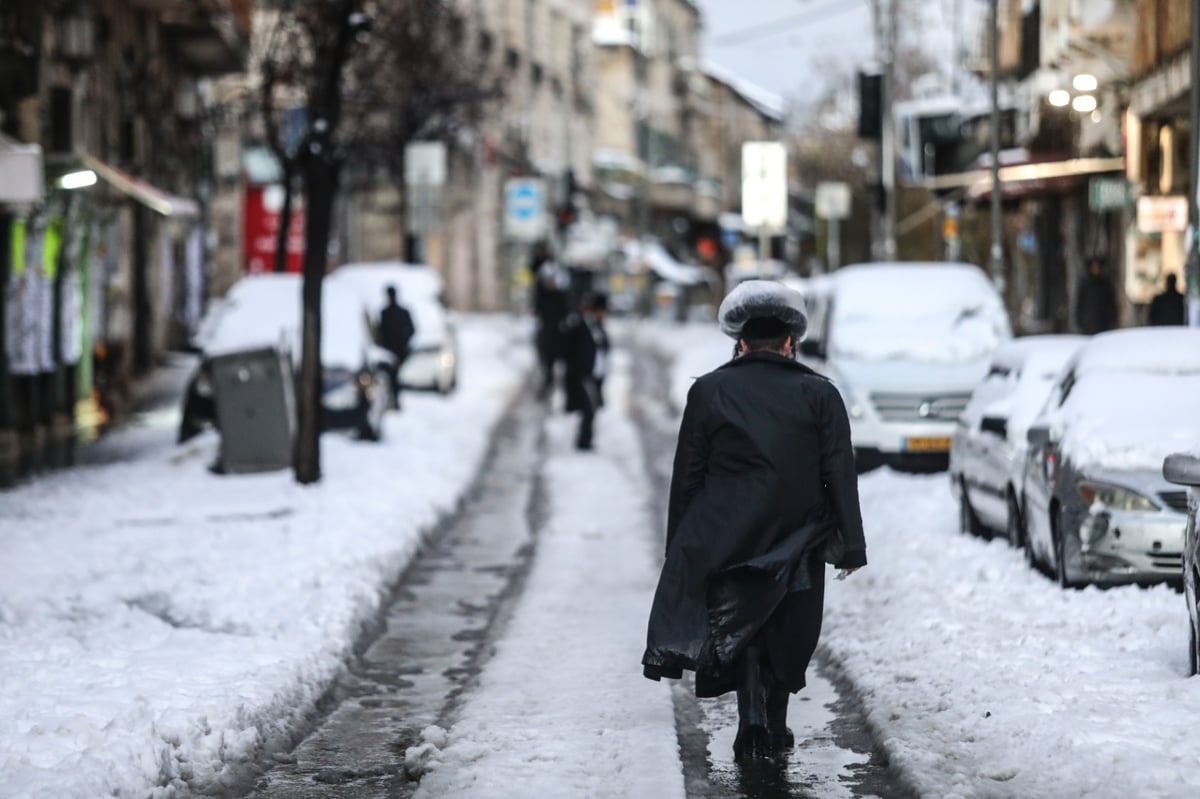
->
xmin=179 ymin=273 xmax=393 ymax=443
xmin=330 ymin=261 xmax=458 ymax=394
xmin=949 ymin=336 xmax=1085 ymax=543
xmin=1164 ymin=452 xmax=1200 ymax=675
xmin=1021 ymin=328 xmax=1200 ymax=587
xmin=802 ymin=262 xmax=1012 ymax=471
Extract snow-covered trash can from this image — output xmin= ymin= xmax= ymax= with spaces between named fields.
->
xmin=210 ymin=346 xmax=295 ymax=474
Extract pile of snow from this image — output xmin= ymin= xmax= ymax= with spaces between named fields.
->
xmin=412 ymin=354 xmax=685 ymax=798
xmin=828 ymin=263 xmax=1011 ymax=364
xmin=0 ymin=317 xmax=531 ymax=798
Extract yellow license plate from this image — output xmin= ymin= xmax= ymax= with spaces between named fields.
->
xmin=904 ymin=436 xmax=952 ymax=453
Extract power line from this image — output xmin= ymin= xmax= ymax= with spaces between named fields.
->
xmin=708 ymin=0 xmax=868 ymax=48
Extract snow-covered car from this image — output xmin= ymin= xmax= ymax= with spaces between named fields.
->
xmin=949 ymin=335 xmax=1085 ymax=544
xmin=1021 ymin=328 xmax=1200 ymax=588
xmin=330 ymin=261 xmax=458 ymax=394
xmin=179 ymin=273 xmax=393 ymax=443
xmin=1164 ymin=452 xmax=1200 ymax=674
xmin=804 ymin=262 xmax=1012 ymax=471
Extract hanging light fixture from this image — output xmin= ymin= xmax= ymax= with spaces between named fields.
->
xmin=1072 ymin=95 xmax=1098 ymax=113
xmin=1048 ymin=90 xmax=1071 ymax=107
xmin=1072 ymin=74 xmax=1099 ymax=92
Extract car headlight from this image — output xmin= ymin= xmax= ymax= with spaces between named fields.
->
xmin=195 ymin=370 xmax=213 ymax=398
xmin=322 ymin=369 xmax=360 ymax=411
xmin=1076 ymin=480 xmax=1159 ymax=512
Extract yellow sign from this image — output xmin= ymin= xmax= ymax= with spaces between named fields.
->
xmin=904 ymin=436 xmax=952 ymax=453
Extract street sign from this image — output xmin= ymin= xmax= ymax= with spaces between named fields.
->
xmin=404 ymin=141 xmax=447 ymax=186
xmin=741 ymin=142 xmax=788 ymax=233
xmin=1137 ymin=195 xmax=1188 ymax=233
xmin=1089 ymin=177 xmax=1131 ymax=211
xmin=814 ymin=181 xmax=852 ymax=220
xmin=504 ymin=178 xmax=546 ymax=242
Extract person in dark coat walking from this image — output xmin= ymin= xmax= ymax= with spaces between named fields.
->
xmin=378 ymin=285 xmax=416 ymax=409
xmin=532 ymin=245 xmax=570 ymax=398
xmin=1075 ymin=257 xmax=1118 ymax=334
xmin=642 ymin=280 xmax=867 ymax=761
xmin=563 ymin=293 xmax=610 ymax=451
xmin=1148 ymin=273 xmax=1186 ymax=326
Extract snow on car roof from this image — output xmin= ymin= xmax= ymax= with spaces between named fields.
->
xmin=198 ymin=274 xmax=371 ymax=367
xmin=1058 ymin=371 xmax=1200 ymax=472
xmin=328 ymin=263 xmax=450 ymax=350
xmin=828 ymin=262 xmax=1010 ymax=363
xmin=1072 ymin=327 xmax=1200 ymax=375
xmin=989 ymin=335 xmax=1085 ymax=375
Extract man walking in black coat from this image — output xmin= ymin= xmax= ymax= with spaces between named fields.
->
xmin=1075 ymin=257 xmax=1118 ymax=334
xmin=1148 ymin=273 xmax=1186 ymax=326
xmin=642 ymin=280 xmax=866 ymax=761
xmin=563 ymin=293 xmax=609 ymax=451
xmin=532 ymin=245 xmax=570 ymax=398
xmin=378 ymin=285 xmax=416 ymax=409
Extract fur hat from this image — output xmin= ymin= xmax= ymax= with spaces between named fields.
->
xmin=717 ymin=280 xmax=807 ymax=341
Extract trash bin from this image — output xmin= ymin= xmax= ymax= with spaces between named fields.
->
xmin=210 ymin=347 xmax=295 ymax=474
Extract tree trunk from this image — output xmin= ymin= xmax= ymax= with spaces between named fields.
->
xmin=274 ymin=167 xmax=295 ymax=274
xmin=293 ymin=156 xmax=338 ymax=484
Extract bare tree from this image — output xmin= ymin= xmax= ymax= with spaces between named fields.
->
xmin=255 ymin=0 xmax=496 ymax=483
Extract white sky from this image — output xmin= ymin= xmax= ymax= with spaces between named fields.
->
xmin=696 ymin=0 xmax=974 ymax=106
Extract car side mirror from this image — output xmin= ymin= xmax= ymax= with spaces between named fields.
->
xmin=980 ymin=415 xmax=1008 ymax=438
xmin=799 ymin=339 xmax=825 ymax=359
xmin=1026 ymin=426 xmax=1050 ymax=448
xmin=1164 ymin=453 xmax=1200 ymax=486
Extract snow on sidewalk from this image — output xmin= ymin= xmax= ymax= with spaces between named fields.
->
xmin=412 ymin=351 xmax=685 ymax=799
xmin=651 ymin=322 xmax=1200 ymax=798
xmin=0 ymin=316 xmax=531 ymax=799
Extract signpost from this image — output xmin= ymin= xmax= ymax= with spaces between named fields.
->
xmin=741 ymin=142 xmax=788 ymax=263
xmin=815 ymin=181 xmax=851 ymax=271
xmin=503 ymin=178 xmax=546 ymax=242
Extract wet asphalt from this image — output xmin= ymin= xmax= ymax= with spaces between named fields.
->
xmin=225 ymin=338 xmax=914 ymax=799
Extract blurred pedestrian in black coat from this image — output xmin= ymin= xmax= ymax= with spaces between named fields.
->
xmin=532 ymin=244 xmax=570 ymax=398
xmin=379 ymin=285 xmax=416 ymax=408
xmin=1148 ymin=273 xmax=1186 ymax=326
xmin=642 ymin=281 xmax=866 ymax=762
xmin=1075 ymin=257 xmax=1118 ymax=334
xmin=563 ymin=293 xmax=609 ymax=451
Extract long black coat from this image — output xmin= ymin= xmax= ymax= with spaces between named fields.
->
xmin=642 ymin=351 xmax=866 ymax=697
xmin=563 ymin=313 xmax=608 ymax=413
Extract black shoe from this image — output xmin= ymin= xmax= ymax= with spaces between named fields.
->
xmin=768 ymin=728 xmax=795 ymax=751
xmin=733 ymin=725 xmax=771 ymax=761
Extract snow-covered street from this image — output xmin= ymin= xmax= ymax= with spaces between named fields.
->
xmin=3 ymin=316 xmax=1200 ymax=798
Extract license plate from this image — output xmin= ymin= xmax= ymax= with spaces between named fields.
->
xmin=904 ymin=436 xmax=952 ymax=453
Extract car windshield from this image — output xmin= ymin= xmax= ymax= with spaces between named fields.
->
xmin=830 ymin=267 xmax=1009 ymax=363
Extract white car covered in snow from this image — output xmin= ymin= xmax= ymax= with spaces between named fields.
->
xmin=331 ymin=261 xmax=459 ymax=394
xmin=804 ymin=262 xmax=1012 ymax=471
xmin=1164 ymin=451 xmax=1200 ymax=674
xmin=949 ymin=335 xmax=1085 ymax=544
xmin=1021 ymin=328 xmax=1200 ymax=587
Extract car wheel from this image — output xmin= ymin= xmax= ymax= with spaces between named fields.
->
xmin=1005 ymin=490 xmax=1024 ymax=549
xmin=959 ymin=479 xmax=985 ymax=537
xmin=1052 ymin=506 xmax=1075 ymax=589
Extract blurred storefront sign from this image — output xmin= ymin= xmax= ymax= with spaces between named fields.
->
xmin=503 ymin=178 xmax=546 ymax=242
xmin=741 ymin=141 xmax=788 ymax=233
xmin=244 ymin=184 xmax=304 ymax=274
xmin=1088 ymin=177 xmax=1133 ymax=212
xmin=1136 ymin=195 xmax=1187 ymax=233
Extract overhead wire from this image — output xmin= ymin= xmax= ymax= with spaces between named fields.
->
xmin=708 ymin=0 xmax=869 ymax=48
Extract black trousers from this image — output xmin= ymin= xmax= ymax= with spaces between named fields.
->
xmin=575 ymin=377 xmax=602 ymax=450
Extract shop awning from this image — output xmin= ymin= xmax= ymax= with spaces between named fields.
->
xmin=915 ymin=156 xmax=1125 ymax=198
xmin=82 ymin=153 xmax=200 ymax=218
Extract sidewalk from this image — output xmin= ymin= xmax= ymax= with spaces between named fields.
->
xmin=0 ymin=316 xmax=532 ymax=799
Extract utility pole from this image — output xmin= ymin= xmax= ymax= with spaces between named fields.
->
xmin=1189 ymin=0 xmax=1200 ymax=325
xmin=988 ymin=0 xmax=1004 ymax=289
xmin=881 ymin=0 xmax=898 ymax=260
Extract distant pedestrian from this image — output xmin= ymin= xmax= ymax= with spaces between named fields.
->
xmin=379 ymin=285 xmax=416 ymax=409
xmin=1075 ymin=257 xmax=1118 ymax=334
xmin=642 ymin=280 xmax=866 ymax=762
xmin=563 ymin=293 xmax=610 ymax=451
xmin=531 ymin=244 xmax=570 ymax=399
xmin=1148 ymin=273 xmax=1186 ymax=326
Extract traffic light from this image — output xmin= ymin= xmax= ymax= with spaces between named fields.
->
xmin=858 ymin=72 xmax=882 ymax=140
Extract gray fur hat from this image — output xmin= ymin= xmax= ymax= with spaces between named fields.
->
xmin=717 ymin=279 xmax=807 ymax=341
